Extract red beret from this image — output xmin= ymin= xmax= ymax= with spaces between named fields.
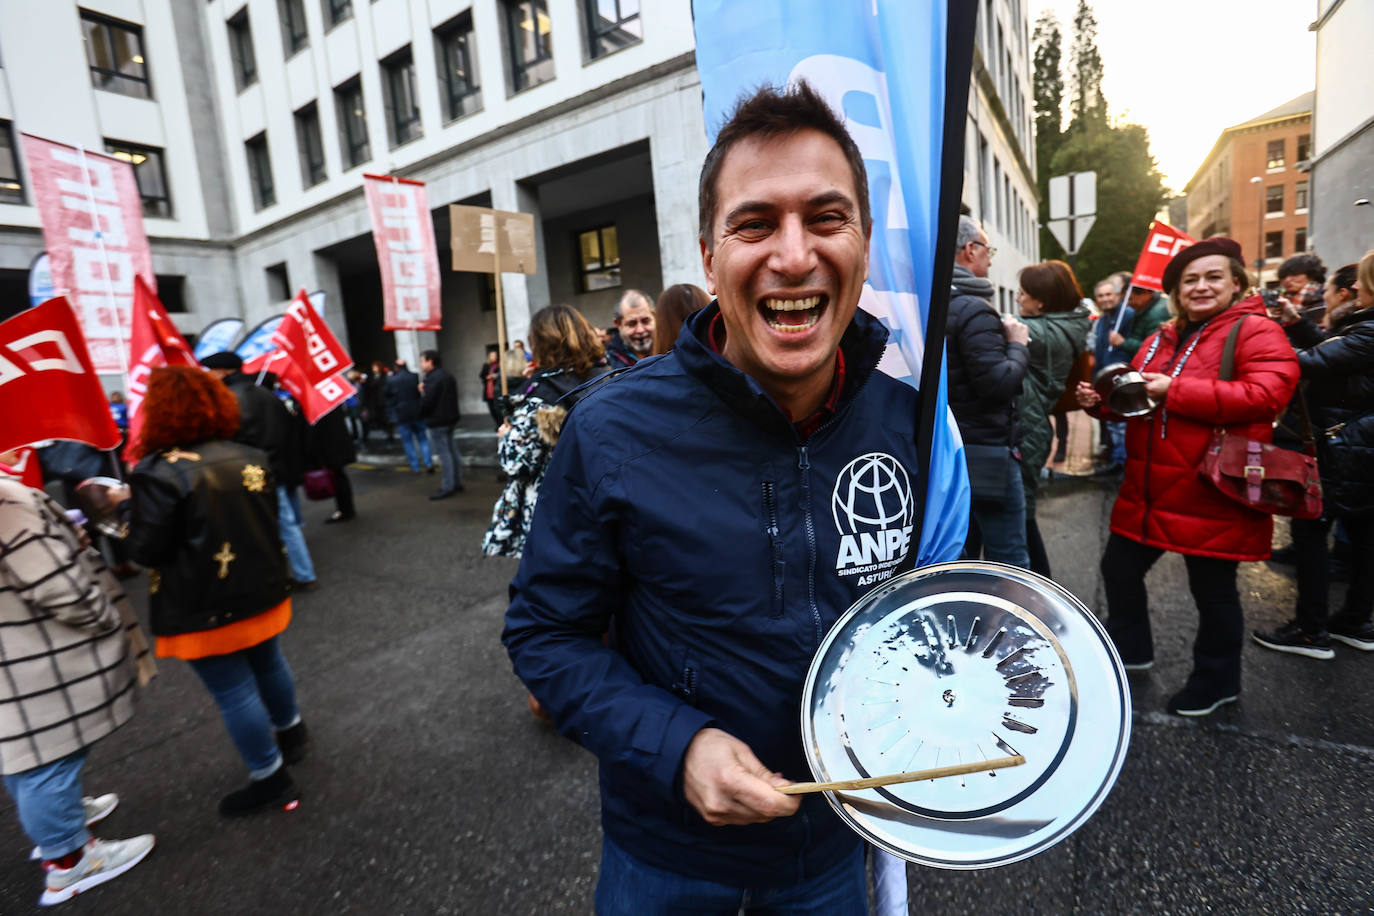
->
xmin=1161 ymin=237 xmax=1245 ymax=294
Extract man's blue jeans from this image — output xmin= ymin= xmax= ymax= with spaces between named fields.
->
xmin=3 ymin=749 xmax=90 ymax=859
xmin=968 ymin=457 xmax=1030 ymax=568
xmin=428 ymin=425 xmax=463 ymax=492
xmin=594 ymin=835 xmax=865 ymax=915
xmin=397 ymin=420 xmax=433 ymax=471
xmin=276 ymin=486 xmax=315 ymax=583
xmin=187 ymin=637 xmax=300 ymax=779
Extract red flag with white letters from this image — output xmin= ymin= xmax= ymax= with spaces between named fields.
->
xmin=272 ymin=289 xmax=353 ymax=386
xmin=275 ymin=357 xmax=354 ymax=425
xmin=0 ymin=447 xmax=45 ymax=490
xmin=124 ymin=276 xmax=198 ymax=462
xmin=21 ymin=134 xmax=155 ymax=374
xmin=364 ymin=174 xmax=442 ymax=331
xmin=0 ymin=297 xmax=121 ymax=453
xmin=1130 ymin=221 xmax=1197 ymax=292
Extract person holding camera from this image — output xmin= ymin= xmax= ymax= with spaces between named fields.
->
xmin=481 ymin=304 xmax=612 ymax=558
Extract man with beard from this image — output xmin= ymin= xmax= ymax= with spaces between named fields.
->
xmin=605 ymin=289 xmax=656 ymax=366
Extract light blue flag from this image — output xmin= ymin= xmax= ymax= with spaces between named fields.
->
xmin=193 ymin=317 xmax=245 ymax=361
xmin=693 ymin=0 xmax=971 ymax=566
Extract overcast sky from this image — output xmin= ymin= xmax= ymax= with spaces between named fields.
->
xmin=1027 ymin=0 xmax=1317 ymax=192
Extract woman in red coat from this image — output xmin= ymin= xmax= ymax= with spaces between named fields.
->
xmin=1077 ymin=238 xmax=1299 ymax=717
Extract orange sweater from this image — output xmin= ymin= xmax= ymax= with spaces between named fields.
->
xmin=156 ymin=598 xmax=291 ymax=660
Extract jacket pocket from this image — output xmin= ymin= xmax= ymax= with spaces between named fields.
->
xmin=762 ymin=480 xmax=785 ymax=618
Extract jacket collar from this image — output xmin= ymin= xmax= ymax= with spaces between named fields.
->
xmin=674 ymin=301 xmax=890 ymax=441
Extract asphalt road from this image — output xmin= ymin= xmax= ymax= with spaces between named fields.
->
xmin=2 ymin=464 xmax=1370 ymax=914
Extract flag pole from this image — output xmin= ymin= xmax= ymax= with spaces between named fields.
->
xmin=911 ymin=2 xmax=979 ymax=537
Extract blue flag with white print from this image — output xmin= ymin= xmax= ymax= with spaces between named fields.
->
xmin=693 ymin=0 xmax=973 ymax=566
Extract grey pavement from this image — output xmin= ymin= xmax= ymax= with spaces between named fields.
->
xmin=3 ymin=466 xmax=1371 ymax=914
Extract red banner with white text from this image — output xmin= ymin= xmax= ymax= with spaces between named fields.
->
xmin=125 ymin=276 xmax=198 ymax=462
xmin=21 ymin=134 xmax=155 ymax=374
xmin=0 ymin=297 xmax=121 ymax=453
xmin=1131 ymin=221 xmax=1197 ymax=292
xmin=272 ymin=289 xmax=353 ymax=385
xmin=363 ymin=174 xmax=442 ymax=331
xmin=276 ymin=357 xmax=354 ymax=425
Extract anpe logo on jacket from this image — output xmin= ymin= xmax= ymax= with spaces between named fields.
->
xmin=831 ymin=453 xmax=915 ymax=586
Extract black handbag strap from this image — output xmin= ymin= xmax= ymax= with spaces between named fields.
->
xmin=1218 ymin=313 xmax=1316 ymax=450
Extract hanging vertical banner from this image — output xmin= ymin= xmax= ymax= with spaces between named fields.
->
xmin=20 ymin=134 xmax=155 ymax=374
xmin=0 ymin=297 xmax=121 ymax=453
xmin=363 ymin=174 xmax=443 ymax=331
xmin=125 ymin=276 xmax=198 ymax=462
xmin=693 ymin=0 xmax=974 ymax=568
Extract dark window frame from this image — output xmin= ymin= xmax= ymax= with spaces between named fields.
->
xmin=227 ymin=7 xmax=258 ymax=91
xmin=1265 ymin=185 xmax=1283 ymax=215
xmin=585 ymin=0 xmax=641 ymax=60
xmin=1295 ymin=181 xmax=1309 ymax=211
xmin=381 ymin=46 xmax=423 ymax=148
xmin=1265 ymin=139 xmax=1285 ymax=170
xmin=245 ymin=132 xmax=275 ymax=211
xmin=265 ymin=262 xmax=291 ymax=301
xmin=575 ymin=223 xmax=620 ymax=292
xmin=324 ymin=0 xmax=352 ymax=29
xmin=293 ymin=102 xmax=326 ymax=188
xmin=279 ymin=0 xmax=309 ymax=56
xmin=334 ymin=78 xmax=370 ymax=169
xmin=1294 ymin=227 xmax=1307 ymax=252
xmin=104 ymin=139 xmax=173 ymax=218
xmin=0 ymin=120 xmax=24 ymax=205
xmin=1264 ymin=230 xmax=1284 ymax=261
xmin=435 ymin=14 xmax=481 ymax=122
xmin=80 ymin=11 xmax=152 ymax=99
xmin=504 ymin=0 xmax=554 ymax=94
xmin=1296 ymin=133 xmax=1311 ymax=163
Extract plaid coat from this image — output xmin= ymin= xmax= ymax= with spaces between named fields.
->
xmin=0 ymin=476 xmax=144 ymax=775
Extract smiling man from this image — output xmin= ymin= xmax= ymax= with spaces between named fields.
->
xmin=503 ymin=82 xmax=930 ymax=914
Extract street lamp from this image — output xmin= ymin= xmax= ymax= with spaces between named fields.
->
xmin=1250 ymin=176 xmax=1264 ymax=284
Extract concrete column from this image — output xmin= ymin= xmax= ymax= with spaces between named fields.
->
xmin=489 ymin=178 xmax=551 ymax=346
xmin=310 ymin=253 xmax=349 ymax=353
xmin=650 ymin=79 xmax=711 ymax=290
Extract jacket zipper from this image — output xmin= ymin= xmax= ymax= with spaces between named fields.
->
xmin=763 ymin=481 xmax=785 ymax=618
xmin=797 ymin=446 xmax=822 ymax=644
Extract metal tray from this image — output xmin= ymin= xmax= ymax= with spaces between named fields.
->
xmin=800 ymin=561 xmax=1130 ymax=869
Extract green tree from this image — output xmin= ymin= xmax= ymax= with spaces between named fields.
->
xmin=1033 ymin=11 xmax=1064 ymax=184
xmin=1042 ymin=123 xmax=1167 ymax=288
xmin=1068 ymin=0 xmax=1105 ymax=131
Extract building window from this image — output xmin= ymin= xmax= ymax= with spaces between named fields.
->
xmin=265 ymin=263 xmax=291 ymax=301
xmin=504 ymin=0 xmax=554 ymax=93
xmin=334 ymin=78 xmax=369 ymax=168
xmin=324 ymin=0 xmax=352 ymax=28
xmin=80 ymin=11 xmax=151 ymax=99
xmin=104 ymin=140 xmax=172 ymax=218
xmin=227 ymin=8 xmax=257 ymax=91
xmin=977 ymin=134 xmax=989 ymax=222
xmin=576 ymin=224 xmax=620 ymax=292
xmin=1296 ymin=133 xmax=1311 ymax=163
xmin=586 ymin=0 xmax=640 ymax=59
xmin=279 ymin=0 xmax=308 ymax=55
xmin=436 ymin=14 xmax=481 ymax=121
xmin=1295 ymin=181 xmax=1308 ymax=212
xmin=1264 ymin=231 xmax=1283 ymax=261
xmin=1265 ymin=185 xmax=1283 ymax=216
xmin=155 ymin=275 xmax=188 ymax=312
xmin=382 ymin=47 xmax=422 ymax=148
xmin=294 ymin=103 xmax=326 ymax=188
xmin=0 ymin=121 xmax=24 ymax=204
xmin=1295 ymin=227 xmax=1307 ymax=252
xmin=245 ymin=132 xmax=275 ymax=211
xmin=1265 ymin=139 xmax=1285 ymax=171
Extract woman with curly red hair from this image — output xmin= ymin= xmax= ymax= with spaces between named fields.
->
xmin=122 ymin=366 xmax=309 ymax=815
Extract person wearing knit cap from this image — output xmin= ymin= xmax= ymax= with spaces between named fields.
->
xmin=1076 ymin=237 xmax=1300 ymax=716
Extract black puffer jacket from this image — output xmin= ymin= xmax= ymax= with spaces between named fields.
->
xmin=1297 ymin=309 xmax=1374 ymax=516
xmin=127 ymin=439 xmax=289 ymax=635
xmin=222 ymin=371 xmax=296 ymax=486
xmin=945 ymin=265 xmax=1028 ymax=446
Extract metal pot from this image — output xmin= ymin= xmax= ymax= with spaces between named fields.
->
xmin=1092 ymin=362 xmax=1158 ymax=419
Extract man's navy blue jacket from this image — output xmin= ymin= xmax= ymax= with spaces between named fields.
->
xmin=503 ymin=304 xmax=927 ymax=887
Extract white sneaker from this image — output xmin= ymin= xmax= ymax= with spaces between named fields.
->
xmin=39 ymin=834 xmax=154 ymax=907
xmin=28 ymin=794 xmax=120 ymax=861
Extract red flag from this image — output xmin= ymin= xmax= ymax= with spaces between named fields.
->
xmin=364 ymin=174 xmax=443 ymax=331
xmin=124 ymin=276 xmax=198 ymax=462
xmin=275 ymin=357 xmax=355 ymax=425
xmin=0 ymin=447 xmax=45 ymax=490
xmin=1130 ymin=221 xmax=1197 ymax=292
xmin=0 ymin=297 xmax=121 ymax=452
xmin=21 ymin=134 xmax=155 ymax=374
xmin=272 ymin=289 xmax=353 ymax=386
xmin=241 ymin=348 xmax=290 ymax=378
